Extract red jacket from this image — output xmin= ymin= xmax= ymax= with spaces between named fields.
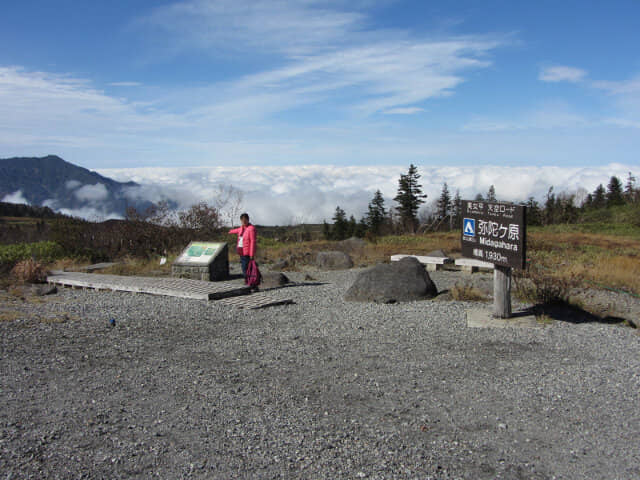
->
xmin=229 ymin=224 xmax=256 ymax=257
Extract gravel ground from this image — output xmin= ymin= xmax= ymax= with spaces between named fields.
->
xmin=1 ymin=268 xmax=639 ymax=479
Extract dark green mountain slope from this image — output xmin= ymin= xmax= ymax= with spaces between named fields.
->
xmin=0 ymin=155 xmax=141 ymax=215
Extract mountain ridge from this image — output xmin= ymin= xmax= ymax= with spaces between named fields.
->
xmin=0 ymin=155 xmax=143 ymax=217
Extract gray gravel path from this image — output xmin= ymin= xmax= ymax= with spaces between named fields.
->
xmin=1 ymin=268 xmax=639 ymax=479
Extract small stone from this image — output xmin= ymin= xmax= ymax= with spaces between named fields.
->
xmin=316 ymin=251 xmax=353 ymax=270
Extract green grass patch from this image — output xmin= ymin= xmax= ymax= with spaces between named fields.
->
xmin=532 ymin=222 xmax=640 ymax=238
xmin=0 ymin=241 xmax=66 ymax=264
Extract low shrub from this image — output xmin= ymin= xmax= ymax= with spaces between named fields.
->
xmin=11 ymin=259 xmax=49 ymax=284
xmin=0 ymin=241 xmax=65 ymax=264
xmin=450 ymin=283 xmax=488 ymax=302
xmin=513 ymin=268 xmax=577 ymax=305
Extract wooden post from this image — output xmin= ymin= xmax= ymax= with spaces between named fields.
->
xmin=493 ymin=265 xmax=512 ymax=318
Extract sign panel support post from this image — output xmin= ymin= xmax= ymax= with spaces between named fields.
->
xmin=493 ymin=265 xmax=512 ymax=318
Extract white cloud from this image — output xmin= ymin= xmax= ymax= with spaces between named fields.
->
xmin=65 ymin=179 xmax=82 ymax=190
xmin=604 ymin=118 xmax=640 ymax=129
xmin=384 ymin=107 xmax=424 ymax=115
xmin=139 ymin=0 xmax=368 ymax=56
xmin=42 ymin=197 xmax=122 ymax=221
xmin=593 ymin=74 xmax=640 ymax=127
xmin=136 ymin=0 xmax=504 ymax=116
xmin=463 ymin=101 xmax=589 ymax=131
xmin=108 ymin=82 xmax=143 ymax=87
xmin=539 ymin=65 xmax=587 ymax=83
xmin=99 ymin=164 xmax=636 ymax=225
xmin=56 ymin=206 xmax=123 ymax=222
xmin=593 ymin=76 xmax=640 ymax=95
xmin=221 ymin=37 xmax=501 ymax=116
xmin=74 ymin=183 xmax=109 ymax=202
xmin=2 ymin=190 xmax=29 ymax=205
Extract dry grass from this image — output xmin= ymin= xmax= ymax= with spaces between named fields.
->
xmin=50 ymin=258 xmax=88 ymax=272
xmin=450 ymin=284 xmax=488 ymax=302
xmin=100 ymin=256 xmax=174 ymax=277
xmin=10 ymin=259 xmax=48 ymax=284
xmin=527 ymin=230 xmax=640 ymax=295
xmin=564 ymin=255 xmax=640 ymax=293
xmin=257 ymin=232 xmax=461 ymax=269
xmin=0 ymin=311 xmax=74 ymax=324
xmin=48 ymin=228 xmax=639 ymax=296
xmin=0 ymin=310 xmax=22 ymax=322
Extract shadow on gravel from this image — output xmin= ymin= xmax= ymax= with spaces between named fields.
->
xmin=259 ymin=281 xmax=328 ymax=292
xmin=227 ymin=273 xmax=246 ymax=281
xmin=523 ymin=302 xmax=628 ymax=325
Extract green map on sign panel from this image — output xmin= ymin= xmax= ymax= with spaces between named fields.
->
xmin=187 ymin=245 xmax=206 ymax=257
xmin=176 ymin=242 xmax=225 ymax=265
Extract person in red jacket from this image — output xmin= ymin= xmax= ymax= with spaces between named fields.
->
xmin=228 ymin=213 xmax=256 ymax=278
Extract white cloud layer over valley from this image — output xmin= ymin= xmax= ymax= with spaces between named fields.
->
xmin=98 ymin=163 xmax=635 ymax=225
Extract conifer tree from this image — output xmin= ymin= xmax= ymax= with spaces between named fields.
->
xmin=355 ymin=217 xmax=368 ymax=238
xmin=525 ymin=197 xmax=542 ymax=226
xmin=331 ymin=206 xmax=348 ymax=240
xmin=347 ymin=215 xmax=357 ymax=238
xmin=606 ymin=176 xmax=624 ymax=207
xmin=592 ymin=184 xmax=606 ymax=209
xmin=322 ymin=220 xmax=331 ymax=240
xmin=543 ymin=187 xmax=557 ymax=225
xmin=451 ymin=190 xmax=463 ymax=229
xmin=624 ymin=172 xmax=637 ymax=203
xmin=487 ymin=185 xmax=497 ymax=202
xmin=394 ymin=164 xmax=427 ymax=233
xmin=437 ymin=182 xmax=451 ymax=220
xmin=366 ymin=190 xmax=387 ymax=235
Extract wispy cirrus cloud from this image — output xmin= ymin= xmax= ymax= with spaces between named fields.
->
xmin=1 ymin=0 xmax=506 ymax=163
xmin=462 ymin=101 xmax=589 ymax=132
xmin=0 ymin=66 xmax=186 ymax=135
xmin=539 ymin=65 xmax=587 ymax=83
xmin=384 ymin=107 xmax=424 ymax=115
xmin=593 ymin=75 xmax=640 ymax=95
xmin=593 ymin=74 xmax=640 ymax=128
xmin=138 ymin=0 xmax=368 ymax=56
xmin=108 ymin=81 xmax=143 ymax=87
xmin=138 ymin=0 xmax=505 ymax=116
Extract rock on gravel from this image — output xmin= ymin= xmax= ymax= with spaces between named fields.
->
xmin=344 ymin=256 xmax=438 ymax=303
xmin=316 ymin=251 xmax=354 ymax=270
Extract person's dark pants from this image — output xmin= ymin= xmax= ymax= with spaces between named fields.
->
xmin=240 ymin=255 xmax=251 ymax=277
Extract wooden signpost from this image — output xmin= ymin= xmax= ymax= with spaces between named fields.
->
xmin=460 ymin=201 xmax=527 ymax=318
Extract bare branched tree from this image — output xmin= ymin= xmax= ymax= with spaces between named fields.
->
xmin=212 ymin=184 xmax=244 ymax=226
xmin=146 ymin=200 xmax=178 ymax=227
xmin=178 ymin=202 xmax=221 ymax=235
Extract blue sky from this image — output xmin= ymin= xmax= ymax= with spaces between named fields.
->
xmin=1 ymin=0 xmax=640 ymax=170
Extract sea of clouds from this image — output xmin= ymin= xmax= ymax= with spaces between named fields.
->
xmin=88 ymin=163 xmax=636 ymax=226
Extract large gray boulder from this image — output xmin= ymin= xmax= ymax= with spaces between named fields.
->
xmin=316 ymin=251 xmax=354 ymax=270
xmin=344 ymin=256 xmax=437 ymax=303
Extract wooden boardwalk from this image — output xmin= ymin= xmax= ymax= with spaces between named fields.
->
xmin=47 ymin=271 xmax=251 ymax=301
xmin=47 ymin=271 xmax=295 ymax=309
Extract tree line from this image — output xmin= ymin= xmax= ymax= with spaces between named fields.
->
xmin=323 ymin=166 xmax=640 ymax=240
